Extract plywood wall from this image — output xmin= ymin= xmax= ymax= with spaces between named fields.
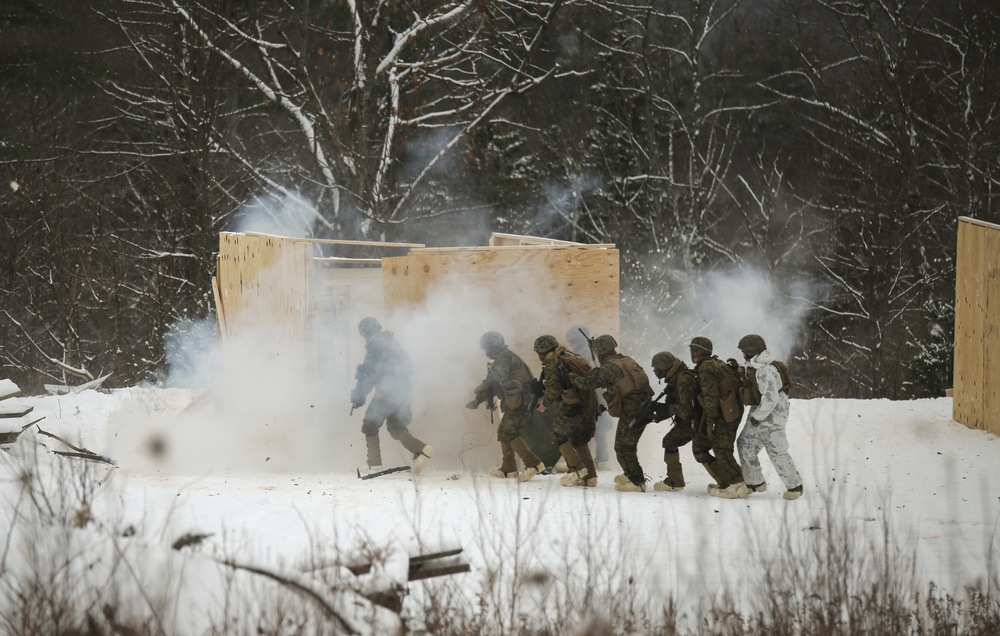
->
xmin=381 ymin=245 xmax=620 ymax=358
xmin=217 ymin=232 xmax=313 ymax=346
xmin=953 ymin=217 xmax=1000 ymax=434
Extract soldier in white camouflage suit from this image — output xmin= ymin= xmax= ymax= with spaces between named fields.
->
xmin=735 ymin=334 xmax=803 ymax=500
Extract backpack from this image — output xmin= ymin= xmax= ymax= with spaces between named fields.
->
xmin=738 ymin=360 xmax=794 ymax=406
xmin=702 ymin=357 xmax=744 ymax=424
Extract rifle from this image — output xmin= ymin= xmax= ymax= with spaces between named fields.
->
xmin=578 ymin=328 xmax=597 ymax=365
xmin=631 ymin=383 xmax=674 ymax=431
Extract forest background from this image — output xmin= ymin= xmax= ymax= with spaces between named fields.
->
xmin=1 ymin=0 xmax=998 ymax=399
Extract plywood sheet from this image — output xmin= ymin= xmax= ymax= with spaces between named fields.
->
xmin=984 ymin=228 xmax=1000 ymax=435
xmin=382 ymin=246 xmax=619 ymax=358
xmin=217 ymin=232 xmax=312 ymax=346
xmin=953 ymin=219 xmax=985 ymax=428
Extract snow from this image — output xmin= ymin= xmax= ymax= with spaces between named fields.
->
xmin=1 ymin=387 xmax=998 ymax=633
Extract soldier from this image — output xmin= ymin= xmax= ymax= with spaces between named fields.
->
xmin=467 ymin=331 xmax=546 ymax=482
xmin=533 ymin=335 xmax=600 ymax=487
xmin=735 ymin=334 xmax=803 ymax=500
xmin=569 ymin=335 xmax=654 ymax=492
xmin=690 ymin=336 xmax=748 ymax=499
xmin=350 ymin=316 xmax=433 ymax=474
xmin=646 ymin=351 xmax=702 ymax=492
xmin=566 ymin=325 xmax=613 ymax=470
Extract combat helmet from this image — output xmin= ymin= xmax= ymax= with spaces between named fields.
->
xmin=651 ymin=351 xmax=677 ymax=372
xmin=689 ymin=336 xmax=713 ymax=355
xmin=480 ymin=331 xmax=506 ymax=357
xmin=533 ymin=334 xmax=559 ymax=355
xmin=738 ymin=334 xmax=767 ymax=359
xmin=358 ymin=316 xmax=382 ymax=339
xmin=591 ymin=334 xmax=618 ymax=358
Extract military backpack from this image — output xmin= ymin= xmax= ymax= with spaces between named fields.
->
xmin=738 ymin=360 xmax=793 ymax=406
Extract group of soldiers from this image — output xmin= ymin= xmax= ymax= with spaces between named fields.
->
xmin=349 ymin=316 xmax=803 ymax=500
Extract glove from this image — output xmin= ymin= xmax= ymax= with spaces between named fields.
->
xmin=350 ymin=390 xmax=365 ymax=409
xmin=465 ymin=399 xmax=480 ymax=410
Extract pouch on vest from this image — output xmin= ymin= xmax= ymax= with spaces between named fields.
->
xmin=502 ymin=379 xmax=524 ymax=410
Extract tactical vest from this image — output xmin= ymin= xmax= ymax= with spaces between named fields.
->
xmin=557 ymin=351 xmax=592 ymax=405
xmin=701 ymin=357 xmax=744 ymax=424
xmin=605 ymin=356 xmax=652 ymax=417
xmin=738 ymin=360 xmax=793 ymax=406
xmin=496 ymin=352 xmax=535 ymax=411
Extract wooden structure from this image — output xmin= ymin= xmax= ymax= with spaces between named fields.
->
xmin=213 ymin=231 xmax=620 ymax=377
xmin=953 ymin=217 xmax=1000 ymax=434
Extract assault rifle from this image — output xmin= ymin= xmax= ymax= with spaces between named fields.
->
xmin=631 ymin=382 xmax=674 ymax=431
xmin=578 ymin=328 xmax=597 ymax=365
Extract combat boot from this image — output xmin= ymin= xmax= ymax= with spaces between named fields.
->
xmin=560 ymin=470 xmax=587 ymax=486
xmin=519 ymin=462 xmax=545 ymax=482
xmin=615 ymin=480 xmax=646 ymax=493
xmin=655 ymin=450 xmax=685 ymax=491
xmin=575 ymin=443 xmax=598 ymax=488
xmin=412 ymin=445 xmax=433 ymax=475
xmin=783 ymin=485 xmax=803 ymax=500
xmin=553 ymin=457 xmax=570 ymax=473
xmin=489 ymin=469 xmax=518 ymax=479
xmin=747 ymin=482 xmax=767 ymax=494
xmin=613 ymin=474 xmax=630 ymax=485
xmin=710 ymin=482 xmax=749 ymax=499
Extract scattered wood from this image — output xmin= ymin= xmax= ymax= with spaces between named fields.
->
xmin=172 ymin=532 xmax=214 ymax=550
xmin=53 ymin=450 xmax=117 ymax=465
xmin=356 ymin=466 xmax=411 ymax=480
xmin=408 ymin=548 xmax=470 ymax=582
xmin=43 ymin=373 xmax=112 ymax=395
xmin=0 ymin=379 xmax=21 ymax=401
xmin=0 ymin=417 xmax=43 ymax=446
xmin=38 ymin=426 xmax=117 ymax=465
xmin=0 ymin=403 xmax=33 ymax=419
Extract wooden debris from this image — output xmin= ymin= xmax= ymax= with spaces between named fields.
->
xmin=356 ymin=466 xmax=411 ymax=480
xmin=38 ymin=426 xmax=117 ymax=465
xmin=0 ymin=417 xmax=42 ymax=446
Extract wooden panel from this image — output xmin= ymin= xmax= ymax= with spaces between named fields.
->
xmin=985 ymin=229 xmax=1000 ymax=434
xmin=217 ymin=232 xmax=312 ymax=347
xmin=953 ymin=219 xmax=985 ymax=428
xmin=314 ymin=265 xmax=385 ymax=380
xmin=382 ymin=246 xmax=619 ymax=357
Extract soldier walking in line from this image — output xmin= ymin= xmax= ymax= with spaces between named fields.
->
xmin=735 ymin=334 xmax=803 ymax=500
xmin=689 ymin=336 xmax=748 ymax=499
xmin=569 ymin=335 xmax=654 ymax=492
xmin=566 ymin=325 xmax=614 ymax=471
xmin=533 ymin=335 xmax=600 ymax=487
xmin=467 ymin=331 xmax=546 ymax=482
xmin=350 ymin=317 xmax=433 ymax=474
xmin=646 ymin=351 xmax=702 ymax=492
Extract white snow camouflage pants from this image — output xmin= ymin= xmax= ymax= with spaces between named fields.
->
xmin=737 ymin=415 xmax=802 ymax=490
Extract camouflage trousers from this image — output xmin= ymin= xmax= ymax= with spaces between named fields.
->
xmin=704 ymin=417 xmax=742 ymax=488
xmin=663 ymin=420 xmax=714 ymax=462
xmin=613 ymin=416 xmax=645 ymax=484
xmin=497 ymin=408 xmax=531 ymax=445
xmin=550 ymin=404 xmax=596 ymax=448
xmin=737 ymin=418 xmax=802 ymax=489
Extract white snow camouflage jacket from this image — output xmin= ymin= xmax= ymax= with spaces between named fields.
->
xmin=747 ymin=349 xmax=789 ymax=427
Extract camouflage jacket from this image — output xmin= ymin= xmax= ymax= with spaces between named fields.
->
xmin=354 ymin=330 xmax=412 ymax=404
xmin=473 ymin=347 xmax=534 ymax=412
xmin=571 ymin=353 xmax=653 ymax=419
xmin=693 ymin=355 xmax=726 ymax=424
xmin=665 ymin=366 xmax=698 ymax=424
xmin=540 ymin=348 xmax=598 ymax=417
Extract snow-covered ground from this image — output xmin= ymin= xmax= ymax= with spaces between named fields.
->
xmin=1 ymin=387 xmax=998 ymax=633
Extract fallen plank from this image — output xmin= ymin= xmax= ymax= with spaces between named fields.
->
xmin=356 ymin=466 xmax=411 ymax=480
xmin=0 ymin=404 xmax=33 ymax=419
xmin=0 ymin=379 xmax=20 ymax=401
xmin=53 ymin=450 xmax=117 ymax=465
xmin=0 ymin=417 xmax=43 ymax=445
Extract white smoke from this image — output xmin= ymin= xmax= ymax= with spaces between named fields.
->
xmin=232 ymin=190 xmax=318 ymax=237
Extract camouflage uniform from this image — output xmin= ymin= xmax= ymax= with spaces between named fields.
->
xmin=571 ymin=336 xmax=653 ymax=488
xmin=735 ymin=335 xmax=803 ymax=499
xmin=649 ymin=351 xmax=708 ymax=491
xmin=351 ymin=317 xmax=430 ymax=470
xmin=690 ymin=337 xmax=745 ymax=495
xmin=469 ymin=332 xmax=543 ymax=477
xmin=535 ymin=335 xmax=599 ymax=484
xmin=566 ymin=325 xmax=613 ymax=467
